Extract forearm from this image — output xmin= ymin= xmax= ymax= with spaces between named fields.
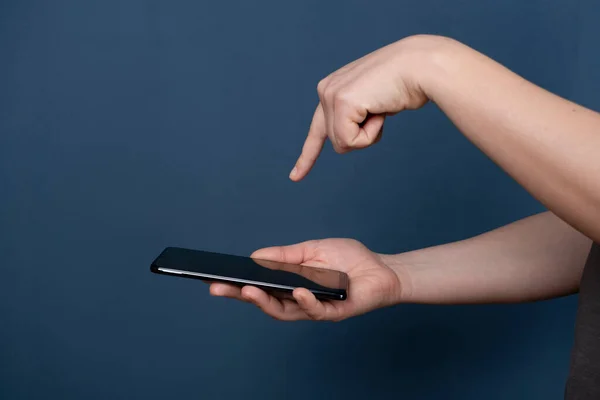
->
xmin=421 ymin=37 xmax=600 ymax=243
xmin=382 ymin=212 xmax=591 ymax=304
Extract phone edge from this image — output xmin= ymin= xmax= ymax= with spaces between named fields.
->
xmin=150 ymin=264 xmax=347 ymax=301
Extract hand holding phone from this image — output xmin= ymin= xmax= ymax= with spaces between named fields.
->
xmin=207 ymin=239 xmax=404 ymax=322
xmin=151 ymin=246 xmax=349 ymax=301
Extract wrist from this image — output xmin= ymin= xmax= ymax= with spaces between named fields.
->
xmin=398 ymin=34 xmax=468 ymax=102
xmin=378 ymin=253 xmax=416 ymax=304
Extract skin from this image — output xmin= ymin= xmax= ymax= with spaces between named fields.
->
xmin=210 ymin=34 xmax=599 ymax=321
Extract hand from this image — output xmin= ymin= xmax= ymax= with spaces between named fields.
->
xmin=208 ymin=239 xmax=407 ymax=321
xmin=289 ymin=34 xmax=450 ymax=181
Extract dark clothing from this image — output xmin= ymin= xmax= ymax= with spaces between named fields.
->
xmin=565 ymin=243 xmax=600 ymax=399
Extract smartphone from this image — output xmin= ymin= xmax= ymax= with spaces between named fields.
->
xmin=150 ymin=247 xmax=348 ymax=301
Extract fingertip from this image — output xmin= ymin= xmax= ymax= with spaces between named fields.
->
xmin=241 ymin=285 xmax=263 ymax=303
xmin=250 ymin=248 xmax=269 ymax=259
xmin=209 ymin=283 xmax=223 ymax=296
xmin=290 ymin=170 xmax=306 ymax=182
xmin=241 ymin=286 xmax=253 ymax=299
xmin=293 ymin=287 xmax=311 ymax=303
xmin=249 ymin=250 xmax=260 ymax=259
xmin=289 ymin=165 xmax=299 ymax=180
xmin=289 ymin=157 xmax=311 ymax=181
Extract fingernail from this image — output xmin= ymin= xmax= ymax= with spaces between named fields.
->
xmin=289 ymin=166 xmax=298 ymax=179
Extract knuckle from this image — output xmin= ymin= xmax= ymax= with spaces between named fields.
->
xmin=334 ymin=88 xmax=353 ymax=108
xmin=334 ymin=145 xmax=350 ymax=155
xmin=334 ymin=135 xmax=351 ymax=151
xmin=322 ymin=85 xmax=335 ymax=102
xmin=331 ymin=312 xmax=345 ymax=323
xmin=270 ymin=313 xmax=283 ymax=321
xmin=347 ymin=238 xmax=362 ymax=246
xmin=278 ymin=247 xmax=287 ymax=263
xmin=316 ymin=78 xmax=329 ymax=98
xmin=309 ymin=312 xmax=325 ymax=321
xmin=332 ymin=143 xmax=345 ymax=154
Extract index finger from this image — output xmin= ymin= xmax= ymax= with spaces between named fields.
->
xmin=289 ymin=103 xmax=327 ymax=181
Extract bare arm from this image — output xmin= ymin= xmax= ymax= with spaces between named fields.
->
xmin=383 ymin=212 xmax=592 ymax=304
xmin=292 ymin=35 xmax=600 ymax=242
xmin=211 ymin=36 xmax=599 ymax=321
xmin=421 ymin=37 xmax=600 ymax=243
xmin=210 ymin=212 xmax=591 ymax=320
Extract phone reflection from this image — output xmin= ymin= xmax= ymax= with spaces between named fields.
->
xmin=250 ymin=258 xmax=343 ymax=289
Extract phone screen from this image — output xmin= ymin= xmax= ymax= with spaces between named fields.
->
xmin=150 ymin=247 xmax=348 ymax=300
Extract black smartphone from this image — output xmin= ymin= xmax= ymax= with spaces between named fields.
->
xmin=150 ymin=247 xmax=348 ymax=301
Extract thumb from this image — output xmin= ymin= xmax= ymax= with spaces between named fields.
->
xmin=250 ymin=240 xmax=319 ymax=265
xmin=351 ymin=114 xmax=385 ymax=148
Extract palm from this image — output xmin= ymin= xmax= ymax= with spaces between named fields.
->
xmin=209 ymin=238 xmax=403 ymax=321
xmin=297 ymin=239 xmax=401 ymax=317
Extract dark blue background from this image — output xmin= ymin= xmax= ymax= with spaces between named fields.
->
xmin=1 ymin=1 xmax=598 ymax=399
